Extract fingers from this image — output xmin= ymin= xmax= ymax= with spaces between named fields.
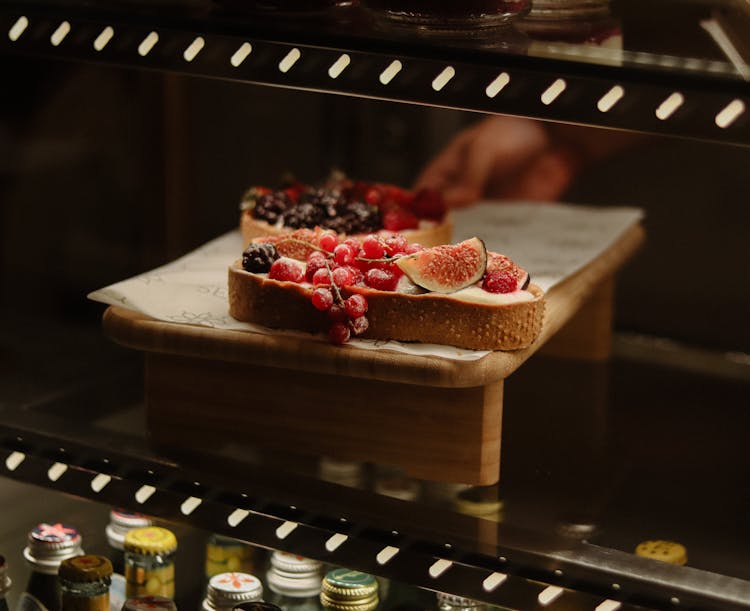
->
xmin=413 ymin=123 xmax=482 ymax=193
xmin=498 ymin=147 xmax=580 ymax=202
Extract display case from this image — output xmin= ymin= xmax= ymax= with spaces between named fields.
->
xmin=1 ymin=1 xmax=749 ymax=610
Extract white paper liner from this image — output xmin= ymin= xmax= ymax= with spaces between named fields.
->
xmin=88 ymin=203 xmax=643 ymax=362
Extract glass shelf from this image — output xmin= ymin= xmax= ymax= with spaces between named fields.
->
xmin=2 ymin=310 xmax=749 ymax=609
xmin=0 ymin=0 xmax=748 ymax=145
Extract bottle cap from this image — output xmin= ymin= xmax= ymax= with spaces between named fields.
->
xmin=635 ymin=540 xmax=687 ymax=566
xmin=59 ymin=555 xmax=113 ymax=583
xmin=320 ymin=569 xmax=378 ymax=611
xmin=0 ymin=555 xmax=11 ymax=595
xmin=232 ymin=604 xmax=282 ymax=611
xmin=124 ymin=527 xmax=177 ymax=556
xmin=122 ymin=596 xmax=178 ymax=611
xmin=436 ymin=592 xmax=484 ymax=609
xmin=204 ymin=572 xmax=263 ymax=609
xmin=23 ymin=523 xmax=84 ymax=574
xmin=107 ymin=509 xmax=153 ymax=551
xmin=266 ymin=551 xmax=322 ymax=598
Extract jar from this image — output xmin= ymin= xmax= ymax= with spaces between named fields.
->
xmin=123 ymin=528 xmax=177 ymax=600
xmin=121 ymin=596 xmax=177 ymax=611
xmin=320 ymin=569 xmax=378 ymax=611
xmin=58 ymin=555 xmax=113 ymax=611
xmin=265 ymin=552 xmax=322 ymax=611
xmin=518 ymin=0 xmax=622 ymax=48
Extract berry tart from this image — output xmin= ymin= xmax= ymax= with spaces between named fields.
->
xmin=239 ymin=175 xmax=453 ymax=248
xmin=228 ymin=228 xmax=545 ymax=351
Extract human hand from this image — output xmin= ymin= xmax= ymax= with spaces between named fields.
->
xmin=414 ymin=116 xmax=642 ymax=207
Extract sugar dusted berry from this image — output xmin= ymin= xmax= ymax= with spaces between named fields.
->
xmin=332 ymin=266 xmax=354 ymax=288
xmin=344 ymin=294 xmax=368 ymax=318
xmin=482 ymin=270 xmax=517 ymax=294
xmin=306 ymin=251 xmax=329 ymax=282
xmin=365 ymin=268 xmax=399 ymax=291
xmin=268 ymin=258 xmax=305 ymax=283
xmin=312 ymin=267 xmax=332 ymax=286
xmin=312 ymin=288 xmax=334 ymax=311
xmin=405 ymin=242 xmax=424 ymax=255
xmin=329 ymin=322 xmax=351 ymax=345
xmin=334 ymin=243 xmax=356 ymax=266
xmin=319 ymin=233 xmax=338 ymax=253
xmin=384 ymin=234 xmax=408 ymax=256
xmin=242 ymin=243 xmax=279 ymax=273
xmin=362 ymin=235 xmax=385 ymax=259
xmin=350 ymin=316 xmax=369 ymax=336
xmin=328 ymin=303 xmax=348 ymax=323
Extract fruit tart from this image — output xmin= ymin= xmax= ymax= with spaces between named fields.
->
xmin=239 ymin=174 xmax=453 ymax=248
xmin=228 ymin=228 xmax=545 ymax=351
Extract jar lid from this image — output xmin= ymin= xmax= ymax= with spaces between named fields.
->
xmin=634 ymin=540 xmax=687 ymax=566
xmin=122 ymin=596 xmax=178 ymax=611
xmin=59 ymin=555 xmax=113 ymax=583
xmin=107 ymin=510 xmax=153 ymax=551
xmin=205 ymin=572 xmax=263 ymax=609
xmin=266 ymin=552 xmax=322 ymax=597
xmin=124 ymin=527 xmax=177 ymax=555
xmin=454 ymin=486 xmax=503 ymax=519
xmin=321 ymin=569 xmax=378 ymax=611
xmin=24 ymin=523 xmax=84 ymax=574
xmin=0 ymin=555 xmax=11 ymax=595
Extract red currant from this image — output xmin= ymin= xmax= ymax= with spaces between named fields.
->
xmin=334 ymin=244 xmax=356 ymax=266
xmin=404 ymin=243 xmax=424 ymax=255
xmin=329 ymin=322 xmax=351 ymax=345
xmin=328 ymin=303 xmax=348 ymax=322
xmin=362 ymin=235 xmax=385 ymax=259
xmin=365 ymin=268 xmax=399 ymax=291
xmin=384 ymin=234 xmax=408 ymax=256
xmin=482 ymin=271 xmax=517 ymax=294
xmin=344 ymin=294 xmax=368 ymax=318
xmin=319 ymin=233 xmax=338 ymax=253
xmin=332 ymin=266 xmax=354 ymax=287
xmin=306 ymin=253 xmax=328 ymax=283
xmin=350 ymin=316 xmax=369 ymax=336
xmin=311 ymin=288 xmax=334 ymax=311
xmin=383 ymin=208 xmax=418 ymax=231
xmin=312 ymin=267 xmax=331 ymax=286
xmin=269 ymin=259 xmax=304 ymax=283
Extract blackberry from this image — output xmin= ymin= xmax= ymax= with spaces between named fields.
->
xmin=282 ymin=202 xmax=326 ymax=229
xmin=242 ymin=243 xmax=279 ymax=273
xmin=252 ymin=190 xmax=293 ymax=225
xmin=324 ymin=201 xmax=381 ymax=234
xmin=298 ymin=189 xmax=340 ymax=219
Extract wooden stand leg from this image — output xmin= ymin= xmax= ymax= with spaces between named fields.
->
xmin=540 ymin=277 xmax=615 ymax=361
xmin=145 ymin=353 xmax=505 ymax=486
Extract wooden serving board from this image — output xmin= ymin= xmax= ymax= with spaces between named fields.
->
xmin=103 ymin=224 xmax=643 ymax=485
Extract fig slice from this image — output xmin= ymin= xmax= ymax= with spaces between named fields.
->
xmin=395 ymin=237 xmax=487 ymax=293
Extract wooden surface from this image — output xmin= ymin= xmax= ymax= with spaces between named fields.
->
xmin=103 ymin=223 xmax=644 ymax=388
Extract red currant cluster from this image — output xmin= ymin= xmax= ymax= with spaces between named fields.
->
xmin=265 ymin=231 xmax=424 ymax=344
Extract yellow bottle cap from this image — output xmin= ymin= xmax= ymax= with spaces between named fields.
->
xmin=320 ymin=569 xmax=378 ymax=611
xmin=124 ymin=527 xmax=177 ymax=555
xmin=635 ymin=540 xmax=687 ymax=566
xmin=59 ymin=555 xmax=113 ymax=582
xmin=454 ymin=486 xmax=503 ymax=520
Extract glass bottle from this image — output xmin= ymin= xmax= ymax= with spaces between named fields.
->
xmin=123 ymin=528 xmax=177 ymax=600
xmin=201 ymin=573 xmax=263 ymax=611
xmin=105 ymin=510 xmax=152 ymax=611
xmin=205 ymin=536 xmax=260 ymax=580
xmin=265 ymin=552 xmax=322 ymax=611
xmin=59 ymin=555 xmax=112 ymax=611
xmin=120 ymin=596 xmax=177 ymax=611
xmin=0 ymin=555 xmax=11 ymax=611
xmin=320 ymin=569 xmax=378 ymax=611
xmin=17 ymin=523 xmax=84 ymax=611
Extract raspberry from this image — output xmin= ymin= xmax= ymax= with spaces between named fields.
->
xmin=319 ymin=233 xmax=338 ymax=253
xmin=329 ymin=322 xmax=351 ymax=345
xmin=269 ymin=259 xmax=304 ymax=283
xmin=365 ymin=268 xmax=399 ymax=291
xmin=311 ymin=288 xmax=334 ymax=311
xmin=362 ymin=235 xmax=385 ymax=259
xmin=482 ymin=270 xmax=517 ymax=294
xmin=411 ymin=188 xmax=447 ymax=220
xmin=365 ymin=187 xmax=382 ymax=207
xmin=328 ymin=303 xmax=348 ymax=323
xmin=334 ymin=244 xmax=356 ymax=266
xmin=332 ymin=266 xmax=354 ymax=287
xmin=312 ymin=267 xmax=331 ymax=286
xmin=350 ymin=316 xmax=369 ymax=336
xmin=383 ymin=207 xmax=419 ymax=231
xmin=344 ymin=294 xmax=368 ymax=318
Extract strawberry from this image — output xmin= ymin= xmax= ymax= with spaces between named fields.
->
xmin=382 ymin=207 xmax=419 ymax=231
